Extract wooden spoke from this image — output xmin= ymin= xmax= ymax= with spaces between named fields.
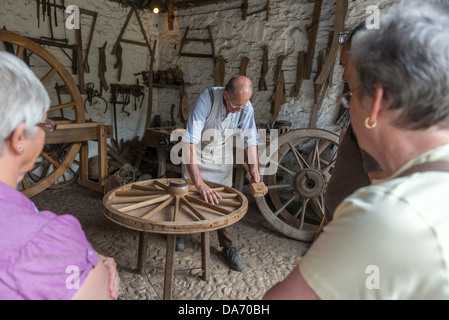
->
xmin=218 ymin=192 xmax=238 ymax=199
xmin=16 ymin=45 xmax=24 ymax=59
xmin=273 ymin=194 xmax=298 ymax=217
xmin=322 ymin=151 xmax=338 ymax=174
xmin=40 ymin=67 xmax=57 ymax=84
xmin=118 ymin=194 xmax=171 ymax=213
xmin=173 ymin=196 xmax=180 ymax=221
xmin=217 ymin=199 xmax=242 ymax=207
xmin=132 ymin=184 xmax=167 ymax=193
xmin=293 ymin=198 xmax=309 ymax=230
xmin=311 ymin=139 xmax=321 ymax=170
xmin=184 ymin=195 xmax=231 ymax=215
xmin=187 ymin=193 xmax=240 ymax=204
xmin=276 ymin=162 xmax=296 ymax=177
xmin=180 ymin=197 xmax=205 ymax=220
xmin=21 ymin=177 xmax=29 ymax=190
xmin=288 ymin=141 xmax=307 ymax=170
xmin=110 ymin=194 xmax=167 ymax=204
xmin=154 ymin=180 xmax=169 ymax=190
xmin=49 ymin=102 xmax=76 ymax=112
xmin=141 ymin=196 xmax=174 ymax=220
xmin=116 ymin=190 xmax=161 ymax=197
xmin=40 ymin=151 xmax=60 ymax=168
xmin=267 ymin=184 xmax=292 ymax=190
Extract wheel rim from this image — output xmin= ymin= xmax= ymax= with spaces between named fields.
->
xmin=256 ymin=129 xmax=340 ymax=242
xmin=0 ymin=30 xmax=84 ymax=197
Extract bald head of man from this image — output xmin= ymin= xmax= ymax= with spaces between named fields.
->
xmin=223 ymin=76 xmax=253 ymax=114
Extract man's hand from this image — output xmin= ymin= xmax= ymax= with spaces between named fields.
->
xmin=246 ymin=165 xmax=260 ymax=183
xmin=196 ymin=180 xmax=222 ymax=204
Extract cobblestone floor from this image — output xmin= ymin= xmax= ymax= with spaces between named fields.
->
xmin=32 ymin=183 xmax=311 ymax=300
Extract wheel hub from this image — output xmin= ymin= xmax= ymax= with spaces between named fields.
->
xmin=168 ymin=179 xmax=189 ymax=196
xmin=293 ymin=169 xmax=325 ymax=199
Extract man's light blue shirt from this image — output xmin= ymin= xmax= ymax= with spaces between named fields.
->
xmin=184 ymin=87 xmax=258 ymax=149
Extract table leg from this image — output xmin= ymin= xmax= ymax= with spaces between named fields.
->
xmin=163 ymin=234 xmax=176 ymax=300
xmin=201 ymin=232 xmax=210 ymax=281
xmin=136 ymin=231 xmax=148 ymax=274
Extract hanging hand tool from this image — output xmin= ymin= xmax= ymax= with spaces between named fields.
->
xmin=37 ymin=0 xmax=40 ymax=28
xmin=114 ymin=43 xmax=123 ymax=82
xmin=259 ymin=45 xmax=268 ymax=91
xmin=99 ymin=41 xmax=109 ymax=95
xmin=84 ymin=82 xmax=108 ymax=114
xmin=53 ymin=0 xmax=58 ymax=27
xmin=83 ymin=11 xmax=98 ymax=73
xmin=42 ymin=0 xmax=46 ymax=22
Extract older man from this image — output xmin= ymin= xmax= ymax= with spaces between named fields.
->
xmin=179 ymin=76 xmax=260 ymax=271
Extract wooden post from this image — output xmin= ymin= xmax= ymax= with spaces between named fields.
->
xmin=164 ymin=234 xmax=177 ymax=300
xmin=79 ymin=142 xmax=89 ymax=182
xmin=97 ymin=124 xmax=108 ymax=187
xmin=201 ymin=232 xmax=210 ymax=281
xmin=137 ymin=231 xmax=148 ymax=274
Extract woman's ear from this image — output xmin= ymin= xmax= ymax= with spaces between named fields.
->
xmin=7 ymin=123 xmax=27 ymax=155
xmin=369 ymin=84 xmax=385 ymax=123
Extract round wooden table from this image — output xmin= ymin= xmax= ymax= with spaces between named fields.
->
xmin=102 ymin=178 xmax=248 ymax=299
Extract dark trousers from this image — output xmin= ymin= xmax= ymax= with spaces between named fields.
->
xmin=217 ymin=225 xmax=237 ymax=248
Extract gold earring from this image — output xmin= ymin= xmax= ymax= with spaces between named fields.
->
xmin=365 ymin=117 xmax=377 ymax=129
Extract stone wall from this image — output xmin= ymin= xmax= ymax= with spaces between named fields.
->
xmin=1 ymin=0 xmax=399 ymax=149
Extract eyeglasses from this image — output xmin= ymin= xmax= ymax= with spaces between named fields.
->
xmin=36 ymin=119 xmax=57 ymax=133
xmin=338 ymin=91 xmax=351 ymax=109
xmin=338 ymin=86 xmax=361 ymax=109
xmin=227 ymin=96 xmax=246 ymax=110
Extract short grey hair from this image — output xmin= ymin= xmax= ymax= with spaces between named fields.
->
xmin=0 ymin=52 xmax=50 ymax=154
xmin=350 ymin=0 xmax=449 ymax=130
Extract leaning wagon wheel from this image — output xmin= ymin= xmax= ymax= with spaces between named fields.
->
xmin=102 ymin=178 xmax=248 ymax=234
xmin=0 ymin=30 xmax=85 ymax=197
xmin=256 ymin=129 xmax=340 ymax=242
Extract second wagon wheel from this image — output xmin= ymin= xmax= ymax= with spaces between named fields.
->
xmin=0 ymin=29 xmax=85 ymax=197
xmin=256 ymin=128 xmax=340 ymax=242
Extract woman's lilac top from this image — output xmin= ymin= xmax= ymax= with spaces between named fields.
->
xmin=0 ymin=182 xmax=98 ymax=299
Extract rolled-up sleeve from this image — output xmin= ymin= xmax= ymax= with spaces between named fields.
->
xmin=184 ymin=90 xmax=211 ymax=145
xmin=237 ymin=102 xmax=258 ymax=149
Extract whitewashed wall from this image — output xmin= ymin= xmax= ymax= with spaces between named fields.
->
xmin=1 ymin=0 xmax=399 ymax=153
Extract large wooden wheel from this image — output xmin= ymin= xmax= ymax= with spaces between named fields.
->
xmin=256 ymin=129 xmax=340 ymax=242
xmin=0 ymin=30 xmax=85 ymax=197
xmin=103 ymin=178 xmax=248 ymax=234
